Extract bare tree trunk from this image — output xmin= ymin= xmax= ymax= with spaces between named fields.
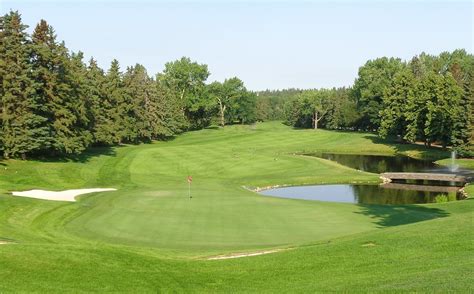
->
xmin=313 ymin=110 xmax=326 ymax=130
xmin=217 ymin=98 xmax=226 ymax=127
xmin=314 ymin=111 xmax=318 ymax=129
xmin=180 ymin=88 xmax=186 ymax=118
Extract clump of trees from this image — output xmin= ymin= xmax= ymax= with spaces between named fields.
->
xmin=377 ymin=51 xmax=473 ymax=148
xmin=283 ymin=50 xmax=473 ymax=150
xmin=283 ymin=87 xmax=359 ymax=130
xmin=208 ymin=77 xmax=256 ymax=127
xmin=255 ymin=88 xmax=303 ymax=121
xmin=0 ymin=11 xmax=256 ymax=159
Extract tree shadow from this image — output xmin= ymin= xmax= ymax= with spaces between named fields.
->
xmin=22 ymin=145 xmax=118 ymax=164
xmin=362 ymin=134 xmax=449 ymax=161
xmin=355 ymin=204 xmax=450 ymax=228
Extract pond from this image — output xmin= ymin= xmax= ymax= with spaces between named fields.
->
xmin=259 ymin=184 xmax=462 ymax=205
xmin=310 ymin=153 xmax=440 ymax=173
xmin=258 ymin=153 xmax=469 ymax=204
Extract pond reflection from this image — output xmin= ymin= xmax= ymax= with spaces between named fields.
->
xmin=310 ymin=153 xmax=440 ymax=173
xmin=259 ymin=184 xmax=461 ymax=205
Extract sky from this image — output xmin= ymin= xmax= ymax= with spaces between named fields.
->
xmin=1 ymin=0 xmax=472 ymax=90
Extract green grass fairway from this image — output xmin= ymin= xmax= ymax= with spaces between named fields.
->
xmin=0 ymin=122 xmax=472 ymax=292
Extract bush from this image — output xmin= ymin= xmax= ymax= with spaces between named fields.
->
xmin=453 ymin=144 xmax=474 ymax=158
xmin=435 ymin=194 xmax=448 ymax=203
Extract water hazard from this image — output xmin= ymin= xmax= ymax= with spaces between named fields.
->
xmin=259 ymin=153 xmax=469 ymax=205
xmin=259 ymin=184 xmax=461 ymax=205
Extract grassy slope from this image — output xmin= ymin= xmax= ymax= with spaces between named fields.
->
xmin=437 ymin=158 xmax=474 ymax=169
xmin=0 ymin=122 xmax=472 ymax=292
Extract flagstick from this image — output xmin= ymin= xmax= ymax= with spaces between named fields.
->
xmin=188 ymin=181 xmax=191 ymax=199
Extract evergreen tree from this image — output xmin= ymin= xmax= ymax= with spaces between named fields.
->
xmin=0 ymin=11 xmax=49 ymax=159
xmin=31 ymin=20 xmax=91 ymax=154
xmin=102 ymin=59 xmax=127 ymax=144
xmin=123 ymin=64 xmax=152 ymax=142
xmin=85 ymin=58 xmax=109 ymax=144
xmin=67 ymin=51 xmax=93 ymax=149
xmin=153 ymin=80 xmax=186 ymax=138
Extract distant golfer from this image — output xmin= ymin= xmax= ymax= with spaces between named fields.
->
xmin=187 ymin=176 xmax=193 ymax=199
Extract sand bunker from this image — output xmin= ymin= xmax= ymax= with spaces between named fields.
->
xmin=11 ymin=188 xmax=117 ymax=202
xmin=207 ymin=249 xmax=283 ymax=260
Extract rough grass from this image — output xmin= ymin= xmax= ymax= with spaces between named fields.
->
xmin=0 ymin=122 xmax=472 ymax=292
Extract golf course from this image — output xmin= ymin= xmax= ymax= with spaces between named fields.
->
xmin=1 ymin=122 xmax=472 ymax=292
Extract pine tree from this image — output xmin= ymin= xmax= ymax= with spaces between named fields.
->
xmin=31 ymin=20 xmax=91 ymax=154
xmin=67 ymin=51 xmax=93 ymax=150
xmin=103 ymin=59 xmax=127 ymax=144
xmin=123 ymin=65 xmax=146 ymax=142
xmin=0 ymin=11 xmax=49 ymax=159
xmin=85 ymin=58 xmax=111 ymax=145
xmin=153 ymin=80 xmax=186 ymax=138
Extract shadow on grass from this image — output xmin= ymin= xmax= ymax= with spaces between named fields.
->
xmin=362 ymin=135 xmax=449 ymax=161
xmin=355 ymin=204 xmax=449 ymax=228
xmin=18 ymin=145 xmax=118 ymax=164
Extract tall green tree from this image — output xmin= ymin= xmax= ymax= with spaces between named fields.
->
xmin=284 ymin=89 xmax=331 ymax=129
xmin=102 ymin=59 xmax=127 ymax=144
xmin=31 ymin=20 xmax=91 ymax=154
xmin=353 ymin=57 xmax=405 ymax=130
xmin=379 ymin=69 xmax=416 ymax=139
xmin=208 ymin=77 xmax=248 ymax=127
xmin=67 ymin=51 xmax=93 ymax=148
xmin=405 ymin=72 xmax=464 ymax=147
xmin=159 ymin=57 xmax=213 ymax=129
xmin=85 ymin=58 xmax=109 ymax=144
xmin=123 ymin=63 xmax=184 ymax=142
xmin=153 ymin=80 xmax=187 ymax=137
xmin=0 ymin=11 xmax=49 ymax=159
xmin=256 ymin=88 xmax=303 ymax=121
xmin=323 ymin=87 xmax=359 ymax=130
xmin=231 ymin=91 xmax=257 ymax=124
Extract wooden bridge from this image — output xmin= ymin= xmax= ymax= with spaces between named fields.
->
xmin=381 ymin=183 xmax=461 ymax=193
xmin=381 ymin=172 xmax=468 ymax=183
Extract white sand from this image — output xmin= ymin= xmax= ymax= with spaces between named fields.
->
xmin=207 ymin=249 xmax=283 ymax=260
xmin=11 ymin=188 xmax=117 ymax=202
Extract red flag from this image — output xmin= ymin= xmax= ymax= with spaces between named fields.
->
xmin=187 ymin=176 xmax=193 ymax=183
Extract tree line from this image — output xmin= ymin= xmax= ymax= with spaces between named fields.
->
xmin=255 ymin=88 xmax=303 ymax=121
xmin=2 ymin=10 xmax=472 ymax=160
xmin=0 ymin=11 xmax=256 ymax=159
xmin=282 ymin=50 xmax=473 ymax=152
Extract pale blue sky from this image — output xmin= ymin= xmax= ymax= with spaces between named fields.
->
xmin=1 ymin=0 xmax=472 ymax=90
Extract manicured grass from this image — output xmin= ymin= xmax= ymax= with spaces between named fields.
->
xmin=0 ymin=121 xmax=472 ymax=292
xmin=437 ymin=157 xmax=474 ymax=169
